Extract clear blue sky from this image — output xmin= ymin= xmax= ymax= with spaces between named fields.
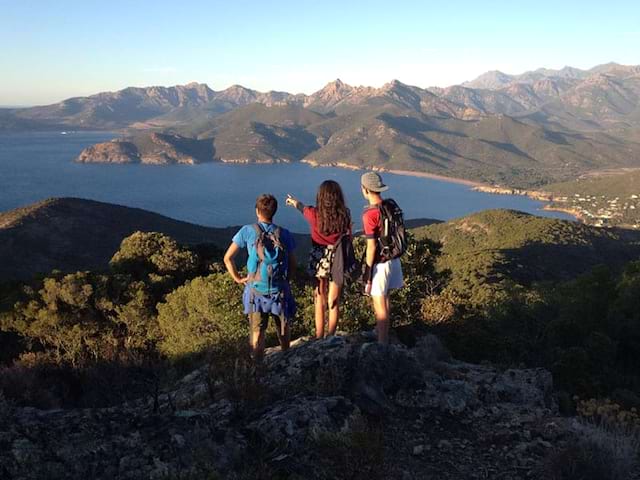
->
xmin=1 ymin=0 xmax=639 ymax=105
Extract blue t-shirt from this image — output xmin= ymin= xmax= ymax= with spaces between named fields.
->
xmin=232 ymin=222 xmax=296 ymax=294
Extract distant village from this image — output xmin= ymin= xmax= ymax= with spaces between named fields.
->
xmin=551 ymin=193 xmax=640 ymax=229
xmin=473 ymin=185 xmax=640 ymax=230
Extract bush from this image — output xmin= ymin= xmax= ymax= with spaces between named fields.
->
xmin=0 ymin=350 xmax=167 ymax=409
xmin=310 ymin=415 xmax=386 ymax=480
xmin=420 ymin=288 xmax=460 ymax=326
xmin=157 ymin=274 xmax=246 ymax=359
xmin=3 ymin=271 xmax=161 ymax=366
xmin=577 ymin=398 xmax=640 ymax=430
xmin=541 ymin=420 xmax=639 ymax=480
xmin=206 ymin=338 xmax=271 ymax=418
xmin=110 ymin=231 xmax=198 ymax=283
xmin=290 ymin=233 xmax=444 ymax=336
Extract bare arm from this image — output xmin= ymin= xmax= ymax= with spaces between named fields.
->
xmin=223 ymin=242 xmax=249 ymax=284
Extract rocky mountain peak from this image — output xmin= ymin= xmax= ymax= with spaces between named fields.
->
xmin=462 ymin=70 xmax=515 ymax=89
xmin=380 ymin=79 xmax=410 ymax=92
xmin=319 ymin=78 xmax=354 ymax=95
xmin=183 ymin=81 xmax=209 ymax=89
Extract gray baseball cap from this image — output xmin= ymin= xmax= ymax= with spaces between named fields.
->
xmin=361 ymin=171 xmax=389 ymax=192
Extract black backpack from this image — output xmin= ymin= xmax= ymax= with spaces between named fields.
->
xmin=377 ymin=199 xmax=406 ymax=262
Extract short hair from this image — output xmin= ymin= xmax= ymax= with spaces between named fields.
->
xmin=255 ymin=194 xmax=278 ymax=220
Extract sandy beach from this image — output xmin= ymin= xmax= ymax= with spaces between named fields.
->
xmin=384 ymin=169 xmax=488 ymax=188
xmin=302 ymin=160 xmax=489 ymax=188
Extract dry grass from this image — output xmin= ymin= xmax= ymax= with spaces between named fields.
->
xmin=542 ymin=419 xmax=640 ymax=480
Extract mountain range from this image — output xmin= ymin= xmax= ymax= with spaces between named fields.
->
xmin=4 ymin=62 xmax=640 ymax=188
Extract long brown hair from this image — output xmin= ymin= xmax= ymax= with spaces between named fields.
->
xmin=316 ymin=180 xmax=351 ymax=236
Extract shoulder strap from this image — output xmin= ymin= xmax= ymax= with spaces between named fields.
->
xmin=271 ymin=226 xmax=285 ymax=251
xmin=253 ymin=224 xmax=265 ymax=261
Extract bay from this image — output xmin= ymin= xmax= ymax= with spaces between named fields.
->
xmin=0 ymin=131 xmax=572 ymax=232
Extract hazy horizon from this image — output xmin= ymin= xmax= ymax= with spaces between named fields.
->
xmin=3 ymin=59 xmax=638 ymax=109
xmin=2 ymin=0 xmax=639 ymax=106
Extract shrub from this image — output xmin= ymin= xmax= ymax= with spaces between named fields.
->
xmin=3 ymin=271 xmax=162 ymax=366
xmin=391 ymin=233 xmax=443 ymax=325
xmin=206 ymin=338 xmax=271 ymax=418
xmin=577 ymin=397 xmax=640 ymax=430
xmin=541 ymin=420 xmax=639 ymax=480
xmin=420 ymin=288 xmax=460 ymax=326
xmin=0 ymin=350 xmax=167 ymax=409
xmin=157 ymin=274 xmax=246 ymax=359
xmin=110 ymin=231 xmax=198 ymax=282
xmin=310 ymin=415 xmax=386 ymax=480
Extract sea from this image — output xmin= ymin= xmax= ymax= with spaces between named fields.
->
xmin=0 ymin=131 xmax=572 ymax=232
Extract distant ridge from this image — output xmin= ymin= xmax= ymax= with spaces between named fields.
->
xmin=0 ymin=198 xmax=240 ymax=280
xmin=3 ymin=61 xmax=638 ymax=131
xmin=0 ymin=199 xmax=443 ymax=281
xmin=4 ymin=61 xmax=640 ymax=189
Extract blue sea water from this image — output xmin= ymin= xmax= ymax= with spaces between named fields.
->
xmin=0 ymin=131 xmax=572 ymax=232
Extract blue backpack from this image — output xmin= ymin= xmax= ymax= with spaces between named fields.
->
xmin=248 ymin=224 xmax=287 ymax=291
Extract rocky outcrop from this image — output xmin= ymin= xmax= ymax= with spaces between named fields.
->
xmin=76 ymin=139 xmax=141 ymax=164
xmin=0 ymin=332 xmax=570 ymax=479
xmin=76 ymin=133 xmax=215 ymax=165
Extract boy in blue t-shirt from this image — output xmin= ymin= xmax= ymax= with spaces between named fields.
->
xmin=224 ymin=194 xmax=296 ymax=360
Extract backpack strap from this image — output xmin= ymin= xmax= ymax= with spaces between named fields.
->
xmin=252 ymin=223 xmax=265 ymax=261
xmin=270 ymin=226 xmax=284 ymax=251
xmin=247 ymin=224 xmax=266 ymax=282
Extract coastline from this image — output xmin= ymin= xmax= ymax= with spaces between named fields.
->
xmin=541 ymin=205 xmax=584 ymax=222
xmin=384 ymin=169 xmax=487 ymax=188
xmin=302 ymin=159 xmax=579 ymax=221
xmin=301 ymin=159 xmax=489 ymax=188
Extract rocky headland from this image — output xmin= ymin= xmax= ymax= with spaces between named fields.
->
xmin=76 ymin=133 xmax=215 ymax=165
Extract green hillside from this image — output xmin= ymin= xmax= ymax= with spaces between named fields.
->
xmin=0 ymin=198 xmax=305 ymax=281
xmin=413 ymin=209 xmax=640 ymax=306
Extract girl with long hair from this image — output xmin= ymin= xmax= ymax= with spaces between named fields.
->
xmin=286 ymin=180 xmax=352 ymax=338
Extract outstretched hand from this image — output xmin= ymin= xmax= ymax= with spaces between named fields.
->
xmin=286 ymin=194 xmax=304 ymax=212
xmin=285 ymin=194 xmax=297 ymax=207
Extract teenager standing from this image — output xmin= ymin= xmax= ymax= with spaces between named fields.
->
xmin=360 ymin=172 xmax=405 ymax=344
xmin=286 ymin=180 xmax=352 ymax=338
xmin=223 ymin=194 xmax=297 ymax=360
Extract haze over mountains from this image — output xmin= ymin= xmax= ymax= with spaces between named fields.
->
xmin=4 ymin=62 xmax=640 ymax=188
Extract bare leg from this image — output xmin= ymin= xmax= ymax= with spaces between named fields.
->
xmin=250 ymin=320 xmax=267 ymax=361
xmin=327 ymin=281 xmax=342 ymax=336
xmin=315 ymin=278 xmax=328 ymax=339
xmin=275 ymin=317 xmax=291 ymax=351
xmin=372 ymin=295 xmax=390 ymax=344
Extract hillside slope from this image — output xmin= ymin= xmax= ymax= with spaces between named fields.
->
xmin=77 ymin=100 xmax=640 ymax=187
xmin=0 ymin=198 xmax=241 ymax=280
xmin=413 ymin=209 xmax=640 ymax=304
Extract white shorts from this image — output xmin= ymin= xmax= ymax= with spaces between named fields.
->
xmin=370 ymin=258 xmax=404 ymax=297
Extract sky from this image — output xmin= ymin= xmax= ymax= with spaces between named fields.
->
xmin=1 ymin=0 xmax=639 ymax=106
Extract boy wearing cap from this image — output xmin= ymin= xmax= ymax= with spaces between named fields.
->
xmin=360 ymin=172 xmax=404 ymax=344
